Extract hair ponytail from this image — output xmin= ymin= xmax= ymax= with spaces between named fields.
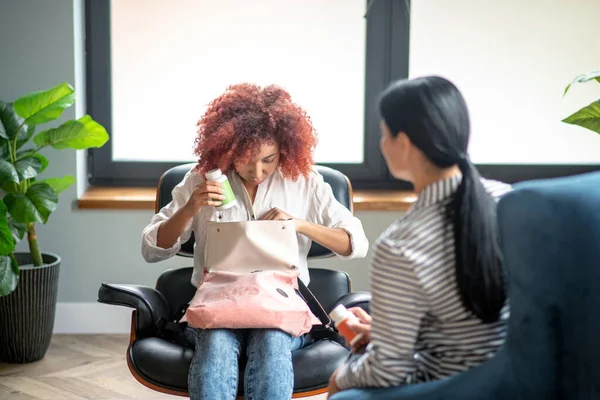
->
xmin=450 ymin=158 xmax=505 ymax=322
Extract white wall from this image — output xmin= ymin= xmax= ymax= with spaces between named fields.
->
xmin=410 ymin=0 xmax=600 ymax=165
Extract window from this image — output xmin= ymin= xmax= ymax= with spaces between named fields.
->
xmin=86 ymin=0 xmax=412 ymax=189
xmin=88 ymin=0 xmax=600 ymax=190
xmin=409 ymin=0 xmax=600 ymax=182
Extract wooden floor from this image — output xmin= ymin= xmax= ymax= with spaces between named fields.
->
xmin=0 ymin=335 xmax=327 ymax=400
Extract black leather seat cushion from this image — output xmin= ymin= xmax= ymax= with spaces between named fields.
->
xmin=130 ymin=337 xmax=194 ymax=391
xmin=130 ymin=336 xmax=349 ymax=393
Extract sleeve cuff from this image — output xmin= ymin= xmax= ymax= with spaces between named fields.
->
xmin=141 ymin=221 xmax=182 ymax=262
xmin=335 ymin=356 xmax=361 ymax=390
xmin=335 ymin=223 xmax=369 ymax=260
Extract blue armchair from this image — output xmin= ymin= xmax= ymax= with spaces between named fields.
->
xmin=332 ymin=171 xmax=600 ymax=400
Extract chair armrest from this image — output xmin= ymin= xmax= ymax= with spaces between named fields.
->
xmin=335 ymin=291 xmax=371 ymax=313
xmin=98 ymin=283 xmax=170 ymax=333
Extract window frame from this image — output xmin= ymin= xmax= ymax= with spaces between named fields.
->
xmin=85 ymin=0 xmax=413 ymax=190
xmin=85 ymin=0 xmax=600 ymax=190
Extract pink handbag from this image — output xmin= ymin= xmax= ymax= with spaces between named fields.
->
xmin=184 ymin=269 xmax=319 ymax=337
xmin=183 ymin=220 xmax=320 ymax=337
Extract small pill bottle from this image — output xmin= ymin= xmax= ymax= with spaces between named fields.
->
xmin=329 ymin=304 xmax=364 ymax=346
xmin=205 ymin=168 xmax=237 ymax=210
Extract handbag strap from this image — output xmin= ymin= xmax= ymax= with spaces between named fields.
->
xmin=155 ymin=303 xmax=193 ymax=348
xmin=296 ymin=278 xmax=332 ymax=329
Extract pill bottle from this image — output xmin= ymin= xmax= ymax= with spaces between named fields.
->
xmin=205 ymin=168 xmax=237 ymax=210
xmin=329 ymin=304 xmax=364 ymax=346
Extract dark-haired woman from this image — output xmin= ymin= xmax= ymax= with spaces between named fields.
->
xmin=328 ymin=76 xmax=511 ymax=399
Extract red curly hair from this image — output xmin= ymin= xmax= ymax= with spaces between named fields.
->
xmin=194 ymin=83 xmax=317 ymax=179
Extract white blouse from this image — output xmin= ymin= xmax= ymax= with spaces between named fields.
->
xmin=141 ymin=167 xmax=369 ymax=286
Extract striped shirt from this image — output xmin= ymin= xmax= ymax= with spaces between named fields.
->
xmin=336 ymin=174 xmax=512 ymax=389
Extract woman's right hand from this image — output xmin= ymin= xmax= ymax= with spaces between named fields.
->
xmin=156 ymin=179 xmax=225 ymax=250
xmin=346 ymin=307 xmax=372 ymax=352
xmin=183 ymin=180 xmax=226 ymax=215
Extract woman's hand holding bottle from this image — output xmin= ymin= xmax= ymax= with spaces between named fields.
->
xmin=183 ymin=181 xmax=226 ymax=216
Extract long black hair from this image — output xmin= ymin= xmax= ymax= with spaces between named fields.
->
xmin=379 ymin=76 xmax=505 ymax=323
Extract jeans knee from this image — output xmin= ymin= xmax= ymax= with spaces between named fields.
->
xmin=195 ymin=328 xmax=241 ymax=358
xmin=189 ymin=329 xmax=242 ymax=396
xmin=248 ymin=329 xmax=293 ymax=358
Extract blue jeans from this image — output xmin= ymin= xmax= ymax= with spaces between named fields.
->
xmin=186 ymin=327 xmax=305 ymax=400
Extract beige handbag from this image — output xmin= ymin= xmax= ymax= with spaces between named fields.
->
xmin=204 ymin=219 xmax=300 ymax=273
xmin=184 ymin=219 xmax=320 ymax=336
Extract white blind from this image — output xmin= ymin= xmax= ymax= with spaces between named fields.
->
xmin=410 ymin=0 xmax=600 ymax=164
xmin=110 ymin=0 xmax=366 ymax=164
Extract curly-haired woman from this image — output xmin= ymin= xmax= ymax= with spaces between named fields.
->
xmin=141 ymin=83 xmax=369 ymax=400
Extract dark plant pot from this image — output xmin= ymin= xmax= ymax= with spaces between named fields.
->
xmin=0 ymin=252 xmax=61 ymax=363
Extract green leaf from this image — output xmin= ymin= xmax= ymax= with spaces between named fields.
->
xmin=4 ymin=183 xmax=58 ymax=224
xmin=33 ymin=153 xmax=48 ymax=173
xmin=0 ymin=200 xmax=15 ymax=255
xmin=564 ymin=69 xmax=600 ymax=96
xmin=0 ymin=101 xmax=24 ymax=139
xmin=562 ymin=100 xmax=600 ymax=135
xmin=33 ymin=115 xmax=109 ymax=150
xmin=35 ymin=175 xmax=75 ymax=194
xmin=7 ymin=217 xmax=26 ymax=244
xmin=15 ymin=151 xmax=48 ymax=174
xmin=0 ymin=101 xmax=35 ymax=151
xmin=16 ymin=147 xmax=35 ymax=158
xmin=0 ymin=255 xmax=19 ymax=296
xmin=0 ymin=159 xmax=19 ymax=184
xmin=1 ymin=181 xmax=19 ymax=194
xmin=13 ymin=82 xmax=75 ymax=125
xmin=16 ymin=125 xmax=35 ymax=150
xmin=14 ymin=156 xmax=42 ymax=181
xmin=0 ymin=139 xmax=10 ymax=159
xmin=0 ymin=101 xmax=19 ymax=140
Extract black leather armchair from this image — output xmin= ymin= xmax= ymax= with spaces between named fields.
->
xmin=98 ymin=164 xmax=371 ymax=398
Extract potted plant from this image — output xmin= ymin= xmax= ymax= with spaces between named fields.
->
xmin=0 ymin=82 xmax=108 ymax=363
xmin=562 ymin=70 xmax=600 ymax=134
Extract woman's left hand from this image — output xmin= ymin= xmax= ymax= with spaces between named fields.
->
xmin=260 ymin=207 xmax=352 ymax=256
xmin=327 ymin=368 xmax=341 ymax=398
xmin=260 ymin=207 xmax=306 ymax=232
